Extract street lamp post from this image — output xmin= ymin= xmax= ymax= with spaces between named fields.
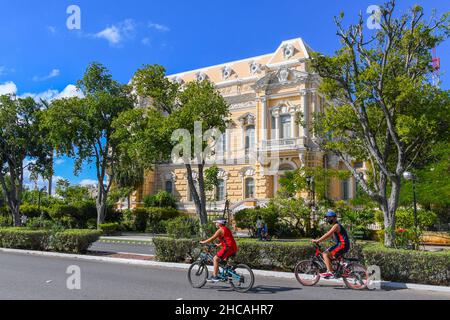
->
xmin=403 ymin=172 xmax=418 ymax=229
xmin=306 ymin=176 xmax=317 ymax=223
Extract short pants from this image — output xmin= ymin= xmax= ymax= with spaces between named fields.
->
xmin=217 ymin=246 xmax=237 ymax=261
xmin=327 ymin=243 xmax=350 ymax=258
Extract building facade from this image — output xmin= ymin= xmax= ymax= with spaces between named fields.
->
xmin=124 ymin=38 xmax=357 ymax=213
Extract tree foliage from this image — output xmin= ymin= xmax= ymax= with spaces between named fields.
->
xmin=311 ymin=0 xmax=450 ymax=246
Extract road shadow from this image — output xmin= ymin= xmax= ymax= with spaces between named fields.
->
xmin=212 ymin=285 xmax=302 ymax=294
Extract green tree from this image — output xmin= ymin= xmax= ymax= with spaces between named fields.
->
xmin=311 ymin=1 xmax=450 ymax=246
xmin=279 ymin=166 xmax=350 ymax=201
xmin=114 ymin=65 xmax=230 ymax=226
xmin=55 ymin=179 xmax=92 ymax=203
xmin=41 ymin=62 xmax=135 ymax=226
xmin=0 ymin=95 xmax=52 ymax=226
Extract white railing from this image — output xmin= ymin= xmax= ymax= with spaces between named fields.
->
xmin=261 ymin=138 xmax=304 ymax=151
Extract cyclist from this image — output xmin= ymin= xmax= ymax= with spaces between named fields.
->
xmin=312 ymin=211 xmax=350 ymax=279
xmin=200 ymin=218 xmax=238 ymax=283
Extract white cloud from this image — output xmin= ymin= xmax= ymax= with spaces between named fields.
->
xmin=148 ymin=22 xmax=170 ymax=32
xmin=94 ymin=19 xmax=136 ymax=46
xmin=21 ymin=84 xmax=84 ymax=101
xmin=33 ymin=69 xmax=61 ymax=82
xmin=0 ymin=81 xmax=17 ymax=95
xmin=79 ymin=179 xmax=98 ymax=186
xmin=57 ymin=84 xmax=84 ymax=99
xmin=55 ymin=159 xmax=65 ymax=165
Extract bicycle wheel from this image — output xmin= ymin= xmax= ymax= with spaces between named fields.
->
xmin=343 ymin=262 xmax=369 ymax=290
xmin=229 ymin=264 xmax=255 ymax=293
xmin=188 ymin=261 xmax=209 ymax=289
xmin=294 ymin=260 xmax=320 ymax=286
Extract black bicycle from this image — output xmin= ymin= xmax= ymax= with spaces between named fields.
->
xmin=294 ymin=243 xmax=369 ymax=290
xmin=188 ymin=244 xmax=255 ymax=293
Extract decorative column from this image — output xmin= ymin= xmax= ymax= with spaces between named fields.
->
xmin=311 ymin=91 xmax=317 ymax=141
xmin=260 ymin=97 xmax=267 ymax=143
xmin=300 ymin=90 xmax=309 ymax=147
xmin=275 ymin=114 xmax=281 ymax=140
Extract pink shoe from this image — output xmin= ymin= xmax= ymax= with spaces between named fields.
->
xmin=320 ymin=272 xmax=334 ymax=279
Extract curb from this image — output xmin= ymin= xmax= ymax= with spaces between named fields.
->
xmin=98 ymin=239 xmax=153 ymax=245
xmin=1 ymin=248 xmax=449 ymax=294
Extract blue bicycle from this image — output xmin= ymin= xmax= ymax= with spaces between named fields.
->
xmin=188 ymin=244 xmax=255 ymax=293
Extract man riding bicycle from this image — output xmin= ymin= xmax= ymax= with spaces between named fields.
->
xmin=200 ymin=219 xmax=238 ymax=283
xmin=312 ymin=211 xmax=350 ymax=279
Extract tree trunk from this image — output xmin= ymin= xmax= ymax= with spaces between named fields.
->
xmin=380 ymin=177 xmax=401 ymax=247
xmin=197 ymin=163 xmax=208 ymax=226
xmin=185 ymin=164 xmax=205 ymax=224
xmin=96 ymin=190 xmax=107 ymax=227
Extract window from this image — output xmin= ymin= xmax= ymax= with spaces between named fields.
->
xmin=217 ymin=133 xmax=226 ymax=156
xmin=245 ymin=178 xmax=255 ymax=199
xmin=280 ymin=115 xmax=292 ymax=139
xmin=271 ymin=116 xmax=277 ymax=140
xmin=245 ymin=125 xmax=255 ymax=158
xmin=216 ymin=179 xmax=225 ymax=201
xmin=342 ymin=179 xmax=349 ymax=201
xmin=165 ymin=180 xmax=173 ymax=194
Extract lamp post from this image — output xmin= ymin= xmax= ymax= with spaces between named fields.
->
xmin=403 ymin=172 xmax=418 ymax=229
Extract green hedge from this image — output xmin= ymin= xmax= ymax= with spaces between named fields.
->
xmin=152 ymin=238 xmax=200 ymax=263
xmin=0 ymin=228 xmax=101 ymax=254
xmin=51 ymin=229 xmax=102 ymax=254
xmin=362 ymin=244 xmax=450 ymax=286
xmin=0 ymin=228 xmax=51 ymax=251
xmin=151 ymin=238 xmax=450 ymax=286
xmin=99 ymin=223 xmax=121 ymax=236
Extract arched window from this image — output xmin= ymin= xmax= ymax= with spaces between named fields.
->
xmin=216 ymin=179 xmax=225 ymax=201
xmin=245 ymin=178 xmax=255 ymax=199
xmin=165 ymin=180 xmax=173 ymax=195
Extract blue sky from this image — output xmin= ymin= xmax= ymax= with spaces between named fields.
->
xmin=0 ymin=0 xmax=449 ymax=188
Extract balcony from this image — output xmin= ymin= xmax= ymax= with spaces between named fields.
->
xmin=261 ymin=138 xmax=305 ymax=151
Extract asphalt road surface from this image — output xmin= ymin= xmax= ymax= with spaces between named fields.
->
xmin=0 ymin=252 xmax=449 ymax=300
xmin=89 ymin=241 xmax=155 ymax=255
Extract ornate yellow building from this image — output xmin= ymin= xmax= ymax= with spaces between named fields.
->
xmin=126 ymin=38 xmax=357 ymax=213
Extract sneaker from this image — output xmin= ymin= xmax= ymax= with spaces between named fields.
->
xmin=207 ymin=276 xmax=221 ymax=283
xmin=320 ymin=272 xmax=334 ymax=279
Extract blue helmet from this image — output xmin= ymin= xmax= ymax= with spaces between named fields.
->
xmin=325 ymin=211 xmax=337 ymax=218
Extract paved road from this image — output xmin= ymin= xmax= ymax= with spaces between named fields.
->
xmin=89 ymin=242 xmax=155 ymax=255
xmin=0 ymin=252 xmax=449 ymax=300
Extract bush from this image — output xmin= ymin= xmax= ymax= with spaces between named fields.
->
xmin=0 ymin=215 xmax=12 ymax=227
xmin=375 ymin=208 xmax=438 ymax=230
xmin=51 ymin=229 xmax=102 ymax=254
xmin=99 ymin=223 xmax=121 ymax=236
xmin=0 ymin=228 xmax=51 ymax=251
xmin=129 ymin=208 xmax=149 ymax=232
xmin=235 ymin=207 xmax=279 ymax=237
xmin=20 ymin=204 xmax=49 ymax=219
xmin=146 ymin=207 xmax=183 ymax=233
xmin=144 ymin=191 xmax=177 ymax=209
xmin=152 ymin=238 xmax=200 ymax=263
xmin=26 ymin=217 xmax=56 ymax=230
xmin=166 ymin=216 xmax=199 ymax=239
xmin=363 ymin=244 xmax=450 ymax=286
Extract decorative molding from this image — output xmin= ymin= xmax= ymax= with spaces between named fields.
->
xmin=238 ymin=113 xmax=256 ymax=127
xmin=239 ymin=167 xmax=256 ymax=178
xmin=283 ymin=44 xmax=295 ymax=60
xmin=196 ymin=72 xmax=208 ymax=82
xmin=221 ymin=66 xmax=233 ymax=80
xmin=230 ymin=101 xmax=257 ymax=111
